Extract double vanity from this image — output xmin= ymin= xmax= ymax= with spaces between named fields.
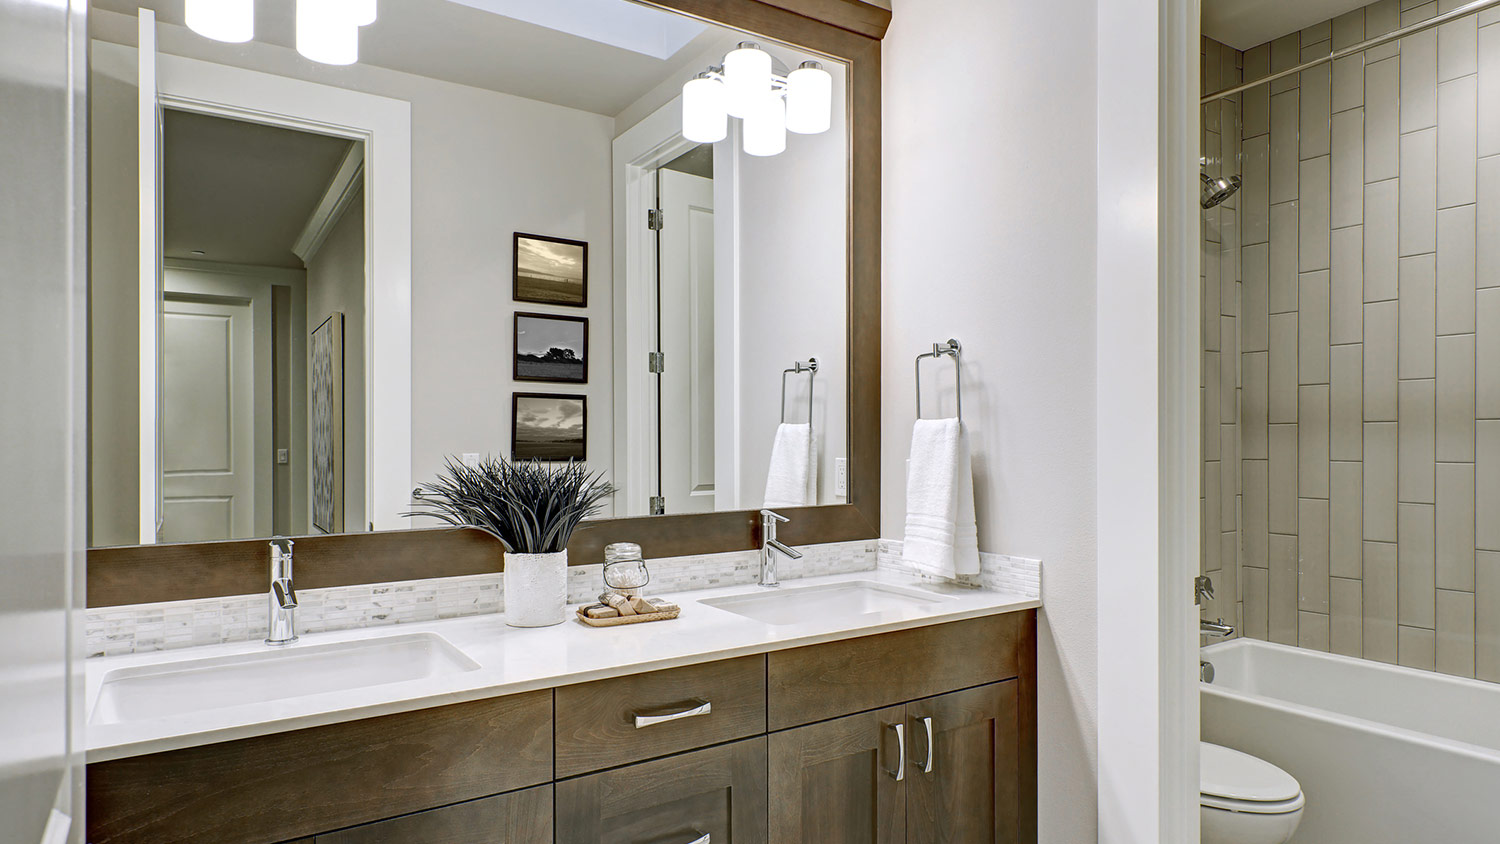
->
xmin=84 ymin=573 xmax=1038 ymax=843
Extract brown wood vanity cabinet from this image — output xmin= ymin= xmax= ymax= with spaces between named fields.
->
xmin=86 ymin=611 xmax=1037 ymax=844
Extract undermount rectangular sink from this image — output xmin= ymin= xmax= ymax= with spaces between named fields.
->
xmin=90 ymin=632 xmax=479 ymax=726
xmin=700 ymin=580 xmax=954 ymax=626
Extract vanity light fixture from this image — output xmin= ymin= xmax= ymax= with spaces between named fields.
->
xmin=185 ymin=0 xmax=255 ymax=43
xmin=681 ymin=42 xmax=832 ymax=156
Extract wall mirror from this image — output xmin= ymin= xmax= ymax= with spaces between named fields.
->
xmin=87 ymin=0 xmax=877 ymax=571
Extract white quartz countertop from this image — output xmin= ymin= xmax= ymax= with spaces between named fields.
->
xmin=84 ymin=570 xmax=1039 ymax=762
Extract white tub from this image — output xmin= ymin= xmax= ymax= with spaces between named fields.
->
xmin=1201 ymin=638 xmax=1500 ymax=843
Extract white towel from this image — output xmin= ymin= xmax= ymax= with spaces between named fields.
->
xmin=902 ymin=418 xmax=980 ymax=578
xmin=763 ymin=422 xmax=817 ymax=508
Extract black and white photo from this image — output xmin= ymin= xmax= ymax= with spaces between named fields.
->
xmin=513 ymin=312 xmax=587 ymax=383
xmin=512 ymin=393 xmax=586 ymax=461
xmin=514 ymin=232 xmax=587 ymax=307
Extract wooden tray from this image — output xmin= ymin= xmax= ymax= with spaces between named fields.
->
xmin=575 ymin=601 xmax=681 ymax=627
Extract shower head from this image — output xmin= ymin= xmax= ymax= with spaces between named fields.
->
xmin=1201 ymin=172 xmax=1241 ymax=209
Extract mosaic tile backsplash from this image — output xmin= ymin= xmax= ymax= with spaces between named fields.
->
xmin=876 ymin=539 xmax=1042 ymax=599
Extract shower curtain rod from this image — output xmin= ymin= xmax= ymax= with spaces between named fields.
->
xmin=1201 ymin=0 xmax=1500 ymax=104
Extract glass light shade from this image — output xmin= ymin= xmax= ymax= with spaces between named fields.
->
xmin=682 ymin=76 xmax=728 ymax=143
xmin=722 ymin=44 xmax=771 ymax=119
xmin=186 ymin=0 xmax=254 ymax=43
xmin=785 ymin=63 xmax=832 ymax=135
xmin=297 ymin=0 xmax=359 ymax=65
xmin=742 ymin=92 xmax=786 ymax=157
xmin=353 ymin=0 xmax=377 ymax=26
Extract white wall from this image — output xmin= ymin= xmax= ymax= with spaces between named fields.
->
xmin=88 ymin=10 xmax=618 ymax=535
xmin=882 ymin=1 xmax=1100 ymax=841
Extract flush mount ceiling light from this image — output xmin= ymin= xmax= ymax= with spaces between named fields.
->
xmin=681 ymin=42 xmax=832 ymax=156
xmin=185 ymin=0 xmax=378 ymax=66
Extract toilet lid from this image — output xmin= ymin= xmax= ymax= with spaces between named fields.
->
xmin=1200 ymin=742 xmax=1301 ymax=803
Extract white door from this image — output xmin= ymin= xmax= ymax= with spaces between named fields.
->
xmin=657 ymin=168 xmax=716 ymax=514
xmin=160 ymin=296 xmax=258 ymax=542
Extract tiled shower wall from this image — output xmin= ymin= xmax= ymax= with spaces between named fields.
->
xmin=1229 ymin=0 xmax=1500 ymax=679
xmin=1202 ymin=36 xmax=1246 ymax=631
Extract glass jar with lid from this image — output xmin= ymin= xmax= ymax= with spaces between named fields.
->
xmin=602 ymin=542 xmax=650 ymax=597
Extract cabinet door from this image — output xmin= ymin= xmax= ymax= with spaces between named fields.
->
xmin=314 ymin=785 xmax=552 ymax=844
xmin=556 ymin=737 xmax=767 ymax=844
xmin=905 ymin=682 xmax=1021 ymax=844
xmin=767 ymin=705 xmax=906 ymax=844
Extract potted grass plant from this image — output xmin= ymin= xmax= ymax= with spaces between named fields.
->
xmin=406 ymin=457 xmax=614 ymax=627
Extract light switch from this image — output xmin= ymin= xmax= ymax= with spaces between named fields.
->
xmin=276 ymin=448 xmax=289 ymax=465
xmin=462 ymin=452 xmax=482 ymax=467
xmin=835 ymin=457 xmax=848 ymax=497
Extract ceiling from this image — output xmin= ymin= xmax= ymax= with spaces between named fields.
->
xmin=1203 ymin=0 xmax=1373 ymax=50
xmin=163 ymin=110 xmax=355 ymax=268
xmin=93 ymin=0 xmax=745 ymax=117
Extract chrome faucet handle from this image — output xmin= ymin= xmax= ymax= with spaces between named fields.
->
xmin=272 ymin=578 xmax=298 ymax=610
xmin=1193 ymin=575 xmax=1214 ymax=605
xmin=760 ymin=509 xmax=790 ymax=524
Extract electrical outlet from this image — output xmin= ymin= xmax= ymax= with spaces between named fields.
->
xmin=462 ymin=452 xmax=482 ymax=468
xmin=276 ymin=448 xmax=289 ymax=465
xmin=835 ymin=457 xmax=848 ymax=497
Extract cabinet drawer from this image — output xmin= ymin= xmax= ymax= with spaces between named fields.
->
xmin=315 ymin=785 xmax=552 ymax=844
xmin=86 ymin=690 xmax=553 ymax=844
xmin=767 ymin=614 xmax=1020 ymax=730
xmin=555 ymin=654 xmax=766 ymax=777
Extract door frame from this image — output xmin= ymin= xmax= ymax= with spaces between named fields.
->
xmin=123 ymin=45 xmax=414 ymax=531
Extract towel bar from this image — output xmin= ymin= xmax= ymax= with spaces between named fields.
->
xmin=915 ymin=339 xmax=962 ymax=421
xmin=780 ymin=358 xmax=818 ymax=426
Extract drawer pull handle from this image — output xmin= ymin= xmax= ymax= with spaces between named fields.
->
xmin=887 ymin=722 xmax=906 ymax=781
xmin=634 ymin=701 xmax=712 ymax=729
xmin=919 ymin=716 xmax=934 ymax=774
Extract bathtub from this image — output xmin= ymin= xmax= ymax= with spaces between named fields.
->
xmin=1201 ymin=638 xmax=1500 ymax=843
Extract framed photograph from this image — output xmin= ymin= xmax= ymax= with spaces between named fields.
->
xmin=513 ymin=312 xmax=588 ymax=384
xmin=514 ymin=232 xmax=588 ymax=307
xmin=512 ymin=392 xmax=587 ymax=461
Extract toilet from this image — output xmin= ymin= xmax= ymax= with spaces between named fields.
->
xmin=1200 ymin=742 xmax=1305 ymax=844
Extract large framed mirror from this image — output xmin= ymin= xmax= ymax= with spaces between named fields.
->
xmin=86 ymin=0 xmax=885 ymax=604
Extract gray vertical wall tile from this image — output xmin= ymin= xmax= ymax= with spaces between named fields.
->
xmin=1243 ymin=135 xmax=1271 ymax=244
xmin=1272 ymin=33 xmax=1303 ymax=94
xmin=1244 ymin=244 xmax=1270 ymax=351
xmin=1438 ymin=76 xmax=1478 ymax=208
xmin=1437 ymin=205 xmax=1478 ymax=335
xmin=1245 ymin=47 xmax=1272 ymax=136
xmin=1205 ymin=353 xmax=1222 ymax=456
xmin=1364 ymin=301 xmax=1400 ymax=420
xmin=1243 ymin=352 xmax=1270 ymax=459
xmin=1299 ymin=611 xmax=1332 ymax=650
xmin=1478 ymin=289 xmax=1500 ymax=417
xmin=1331 ymin=576 xmax=1364 ymax=656
xmin=1398 ymin=255 xmax=1438 ymax=379
xmin=1303 ymin=19 xmax=1333 ymax=45
xmin=1272 ymin=91 xmax=1302 ymax=202
xmin=1436 ymin=588 xmax=1477 ymax=677
xmin=1439 ymin=11 xmax=1479 ymax=81
xmin=1331 ymin=227 xmax=1365 ymax=344
xmin=1398 ymin=502 xmax=1438 ymax=627
xmin=1479 ymin=421 xmax=1500 ymax=551
xmin=1436 ymin=334 xmax=1476 ymax=462
xmin=1334 ymin=55 xmax=1366 ymax=113
xmin=1479 ymin=156 xmax=1500 ymax=288
xmin=1205 ymin=463 xmax=1223 ymax=571
xmin=1477 ymin=550 xmax=1500 ymax=680
xmin=1484 ymin=7 xmax=1500 ymax=24
xmin=1399 ymin=625 xmax=1438 ymax=669
xmin=1365 ymin=422 xmax=1400 ymax=540
xmin=1399 ymin=379 xmax=1438 ymax=503
xmin=1480 ymin=23 xmax=1500 ymax=157
xmin=1272 ymin=202 xmax=1301 ymax=312
xmin=1300 ymin=498 xmax=1332 ymax=613
xmin=1300 ymin=385 xmax=1332 ymax=498
xmin=1363 ymin=179 xmax=1400 ymax=301
xmin=1364 ymin=540 xmax=1400 ymax=662
xmin=1270 ymin=313 xmax=1300 ymax=422
xmin=1334 ymin=7 xmax=1366 ymax=50
xmin=1222 ymin=318 xmax=1239 ymax=421
xmin=1365 ymin=57 xmax=1402 ymax=181
xmin=1401 ymin=1 xmax=1437 ymax=26
xmin=1244 ymin=565 xmax=1271 ymax=640
xmin=1332 ymin=461 xmax=1365 ymax=578
xmin=1270 ymin=534 xmax=1301 ymax=644
xmin=1399 ymin=128 xmax=1439 ymax=256
xmin=1244 ymin=459 xmax=1270 ymax=568
xmin=1332 ymin=110 xmax=1366 ymax=227
xmin=1302 ymin=63 xmax=1334 ymax=159
xmin=1331 ymin=344 xmax=1364 ymax=460
xmin=1436 ymin=462 xmax=1476 ymax=590
xmin=1300 ymin=272 xmax=1332 ymax=384
xmin=1301 ymin=160 xmax=1334 ymax=271
xmin=1271 ymin=423 xmax=1301 ymax=534
xmin=1401 ymin=29 xmax=1440 ymax=133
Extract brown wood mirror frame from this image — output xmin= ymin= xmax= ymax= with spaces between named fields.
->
xmin=86 ymin=0 xmax=890 ymax=608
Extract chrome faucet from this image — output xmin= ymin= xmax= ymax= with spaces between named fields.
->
xmin=1200 ymin=617 xmax=1235 ymax=638
xmin=759 ymin=509 xmax=802 ymax=587
xmin=266 ymin=539 xmax=298 ymax=646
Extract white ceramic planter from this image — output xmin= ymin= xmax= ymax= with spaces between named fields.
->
xmin=503 ymin=550 xmax=568 ymax=627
